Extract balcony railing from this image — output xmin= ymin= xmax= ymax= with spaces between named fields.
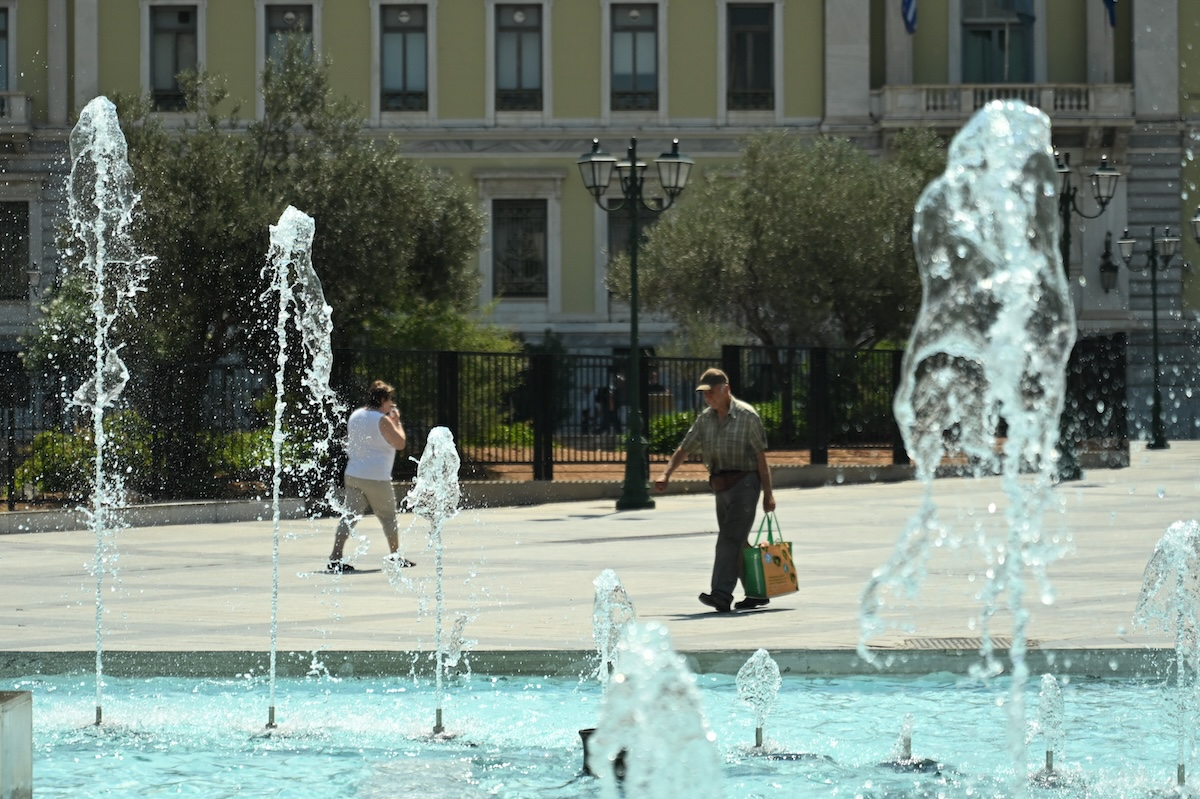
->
xmin=872 ymin=84 xmax=1133 ymax=126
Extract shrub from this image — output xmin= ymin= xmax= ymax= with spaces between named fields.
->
xmin=14 ymin=411 xmax=156 ymax=499
xmin=648 ymin=411 xmax=696 ymax=455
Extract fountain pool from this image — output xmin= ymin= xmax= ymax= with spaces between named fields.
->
xmin=12 ymin=669 xmax=1191 ymax=798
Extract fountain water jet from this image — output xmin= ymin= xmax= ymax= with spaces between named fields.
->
xmin=260 ymin=205 xmax=345 ymax=728
xmin=859 ymin=99 xmax=1074 ymax=787
xmin=404 ymin=425 xmax=462 ymax=735
xmin=1134 ymin=518 xmax=1200 ymax=787
xmin=736 ymin=648 xmax=780 ymax=749
xmin=64 ymin=96 xmax=155 ymax=726
xmin=587 ymin=622 xmax=723 ymax=797
xmin=592 ymin=568 xmax=636 ymax=684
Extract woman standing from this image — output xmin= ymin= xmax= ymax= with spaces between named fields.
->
xmin=326 ymin=380 xmax=416 ymax=572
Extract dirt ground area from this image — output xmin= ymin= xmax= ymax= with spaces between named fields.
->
xmin=483 ymin=448 xmax=899 ymax=482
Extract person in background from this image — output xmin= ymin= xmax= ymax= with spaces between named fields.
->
xmin=653 ymin=368 xmax=775 ymax=612
xmin=326 ymin=380 xmax=416 ymax=573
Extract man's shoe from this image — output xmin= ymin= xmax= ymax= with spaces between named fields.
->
xmin=735 ymin=596 xmax=770 ymax=610
xmin=327 ymin=560 xmax=356 ymax=574
xmin=699 ymin=593 xmax=732 ymax=613
xmin=384 ymin=553 xmax=417 ymax=568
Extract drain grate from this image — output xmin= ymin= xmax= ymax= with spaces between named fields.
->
xmin=901 ymin=636 xmax=1038 ymax=650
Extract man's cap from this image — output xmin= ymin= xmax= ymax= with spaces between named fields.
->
xmin=695 ymin=368 xmax=728 ymax=391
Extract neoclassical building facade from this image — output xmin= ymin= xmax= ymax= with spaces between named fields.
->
xmin=1 ymin=1 xmax=1198 ymax=421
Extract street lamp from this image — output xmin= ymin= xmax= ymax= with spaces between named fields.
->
xmin=1116 ymin=227 xmax=1179 ymax=450
xmin=1055 ymin=152 xmax=1121 ymax=480
xmin=577 ymin=137 xmax=693 ymax=510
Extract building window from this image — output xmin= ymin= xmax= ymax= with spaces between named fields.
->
xmin=496 ymin=5 xmax=541 ymax=111
xmin=606 ymin=200 xmax=659 ymax=263
xmin=727 ymin=4 xmax=773 ymax=111
xmin=962 ymin=0 xmax=1032 ymax=83
xmin=267 ymin=4 xmax=313 ymax=64
xmin=611 ymin=4 xmax=656 ymax=111
xmin=381 ymin=5 xmax=427 ymax=111
xmin=150 ymin=5 xmax=198 ymax=111
xmin=0 ymin=201 xmax=28 ymax=301
xmin=0 ymin=8 xmax=9 ymax=94
xmin=493 ymin=199 xmax=547 ymax=297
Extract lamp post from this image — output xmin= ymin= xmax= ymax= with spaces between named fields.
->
xmin=1055 ymin=152 xmax=1121 ymax=480
xmin=1116 ymin=227 xmax=1179 ymax=450
xmin=577 ymin=137 xmax=693 ymax=510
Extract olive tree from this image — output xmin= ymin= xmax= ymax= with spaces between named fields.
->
xmin=614 ymin=129 xmax=945 ymax=351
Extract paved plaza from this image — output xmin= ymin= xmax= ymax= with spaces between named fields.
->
xmin=2 ymin=442 xmax=1198 ymax=676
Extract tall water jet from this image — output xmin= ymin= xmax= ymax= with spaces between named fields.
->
xmin=859 ymin=100 xmax=1073 ymax=784
xmin=592 ymin=568 xmax=637 ymax=684
xmin=587 ymin=622 xmax=723 ymax=798
xmin=1035 ymin=673 xmax=1064 ymax=777
xmin=65 ymin=96 xmax=155 ymax=726
xmin=735 ymin=648 xmax=780 ymax=748
xmin=404 ymin=426 xmax=461 ymax=735
xmin=1133 ymin=519 xmax=1200 ymax=787
xmin=260 ymin=205 xmax=345 ymax=728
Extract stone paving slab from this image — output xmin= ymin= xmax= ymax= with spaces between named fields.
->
xmin=1 ymin=442 xmax=1196 ymax=675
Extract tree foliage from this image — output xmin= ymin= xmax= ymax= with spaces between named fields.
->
xmin=612 ymin=129 xmax=946 ymax=350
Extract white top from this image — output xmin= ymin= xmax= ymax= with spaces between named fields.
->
xmin=344 ymin=407 xmax=397 ymax=481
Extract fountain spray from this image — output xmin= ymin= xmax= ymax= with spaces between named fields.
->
xmin=404 ymin=426 xmax=461 ymax=735
xmin=1134 ymin=519 xmax=1200 ymax=787
xmin=65 ymin=96 xmax=155 ymax=726
xmin=859 ymin=100 xmax=1074 ymax=789
xmin=592 ymin=568 xmax=636 ymax=684
xmin=736 ymin=648 xmax=781 ymax=748
xmin=260 ymin=205 xmax=344 ymax=729
xmin=1038 ymin=673 xmax=1064 ymax=775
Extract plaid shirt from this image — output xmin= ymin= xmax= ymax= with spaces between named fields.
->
xmin=678 ymin=396 xmax=768 ymax=473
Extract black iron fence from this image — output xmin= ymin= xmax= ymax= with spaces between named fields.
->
xmin=1 ymin=337 xmax=1129 ymax=505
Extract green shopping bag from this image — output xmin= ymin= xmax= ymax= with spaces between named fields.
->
xmin=741 ymin=513 xmax=798 ymax=598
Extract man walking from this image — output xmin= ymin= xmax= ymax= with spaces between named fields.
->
xmin=653 ymin=368 xmax=775 ymax=612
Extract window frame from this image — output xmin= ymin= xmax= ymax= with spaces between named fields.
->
xmin=373 ymin=2 xmax=433 ymax=121
xmin=475 ymin=170 xmax=564 ymax=323
xmin=609 ymin=4 xmax=657 ymax=112
xmin=485 ymin=0 xmax=552 ymax=125
xmin=141 ymin=2 xmax=202 ymax=112
xmin=254 ymin=0 xmax=323 ymax=118
xmin=491 ymin=198 xmax=550 ymax=299
xmin=0 ymin=1 xmax=16 ymax=95
xmin=949 ymin=0 xmax=1046 ymax=84
xmin=601 ymin=0 xmax=667 ymax=124
xmin=0 ymin=177 xmax=43 ymax=306
xmin=716 ymin=0 xmax=783 ymax=124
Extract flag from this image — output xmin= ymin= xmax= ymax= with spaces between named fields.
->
xmin=902 ymin=0 xmax=916 ymax=35
xmin=1104 ymin=0 xmax=1116 ymax=28
xmin=1000 ymin=0 xmax=1035 ymax=26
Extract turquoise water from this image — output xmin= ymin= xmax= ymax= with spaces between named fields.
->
xmin=10 ymin=671 xmax=1187 ymax=798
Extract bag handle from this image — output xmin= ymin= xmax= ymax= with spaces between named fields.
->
xmin=751 ymin=512 xmax=780 ymax=546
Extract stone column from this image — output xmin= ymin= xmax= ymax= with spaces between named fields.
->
xmin=1086 ymin=0 xmax=1116 ymax=84
xmin=1133 ymin=0 xmax=1178 ymax=119
xmin=74 ymin=0 xmax=100 ymax=115
xmin=823 ymin=0 xmax=871 ymax=130
xmin=47 ymin=0 xmax=68 ymax=125
xmin=885 ymin=0 xmax=913 ymax=86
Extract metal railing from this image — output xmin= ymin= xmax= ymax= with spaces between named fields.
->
xmin=1 ymin=337 xmax=1130 ymax=505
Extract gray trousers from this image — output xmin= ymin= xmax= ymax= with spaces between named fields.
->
xmin=710 ymin=472 xmax=762 ymax=602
